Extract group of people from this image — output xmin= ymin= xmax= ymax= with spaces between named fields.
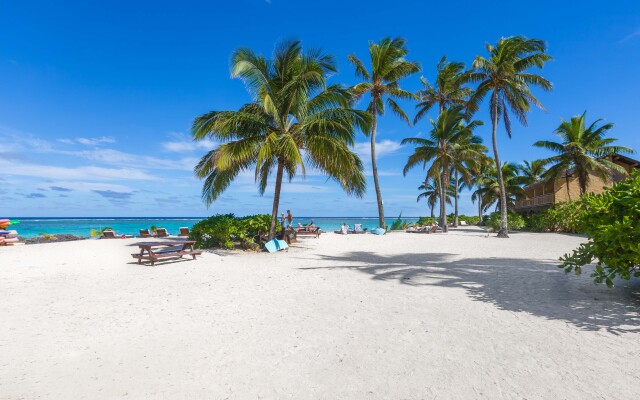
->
xmin=280 ymin=210 xmax=316 ymax=232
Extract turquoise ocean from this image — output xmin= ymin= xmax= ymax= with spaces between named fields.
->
xmin=9 ymin=217 xmax=420 ymax=238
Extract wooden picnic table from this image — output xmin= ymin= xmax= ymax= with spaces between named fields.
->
xmin=132 ymin=241 xmax=202 ymax=266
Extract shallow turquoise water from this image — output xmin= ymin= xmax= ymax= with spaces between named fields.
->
xmin=8 ymin=217 xmax=419 ymax=238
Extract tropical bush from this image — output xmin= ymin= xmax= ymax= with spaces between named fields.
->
xmin=523 ymin=201 xmax=584 ymax=233
xmin=190 ymin=214 xmax=276 ymax=250
xmin=458 ymin=215 xmax=481 ymax=225
xmin=390 ymin=213 xmax=411 ymax=231
xmin=416 ymin=216 xmax=438 ymax=226
xmin=487 ymin=212 xmax=525 ymax=231
xmin=560 ymin=173 xmax=640 ymax=287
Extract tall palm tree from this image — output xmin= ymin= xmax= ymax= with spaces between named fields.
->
xmin=416 ymin=176 xmax=454 ymax=218
xmin=519 ymin=159 xmax=547 ymax=185
xmin=469 ymin=36 xmax=552 ymax=237
xmin=479 ymin=162 xmax=527 ymax=212
xmin=349 ymin=37 xmax=420 ymax=228
xmin=192 ymin=41 xmax=370 ymax=239
xmin=534 ymin=112 xmax=635 ymax=197
xmin=414 ymin=56 xmax=475 ymax=228
xmin=402 ymin=106 xmax=485 ymax=230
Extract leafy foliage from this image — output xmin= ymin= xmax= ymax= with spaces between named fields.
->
xmin=518 ymin=160 xmax=547 ymax=185
xmin=559 ymin=173 xmax=640 ymax=287
xmin=190 ymin=214 xmax=277 ymax=250
xmin=487 ymin=212 xmax=525 ymax=231
xmin=416 ymin=216 xmax=439 ymax=226
xmin=390 ymin=213 xmax=411 ymax=230
xmin=534 ymin=112 xmax=635 ymax=196
xmin=523 ymin=201 xmax=584 ymax=233
xmin=192 ymin=40 xmax=369 ymax=239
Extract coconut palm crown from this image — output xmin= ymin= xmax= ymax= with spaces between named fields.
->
xmin=519 ymin=159 xmax=547 ymax=185
xmin=192 ymin=41 xmax=371 ymax=239
xmin=414 ymin=56 xmax=474 ymax=123
xmin=349 ymin=37 xmax=420 ymax=228
xmin=534 ymin=112 xmax=635 ymax=196
xmin=469 ymin=35 xmax=552 ymax=237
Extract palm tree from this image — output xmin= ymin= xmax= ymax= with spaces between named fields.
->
xmin=349 ymin=37 xmax=420 ymax=228
xmin=192 ymin=41 xmax=370 ymax=239
xmin=467 ymin=159 xmax=494 ymax=225
xmin=402 ymin=106 xmax=485 ymax=230
xmin=414 ymin=56 xmax=474 ymax=120
xmin=479 ymin=162 xmax=527 ymax=212
xmin=469 ymin=36 xmax=552 ymax=237
xmin=534 ymin=112 xmax=635 ymax=197
xmin=452 ymin=137 xmax=488 ymax=227
xmin=414 ymin=56 xmax=475 ymax=228
xmin=519 ymin=159 xmax=547 ymax=185
xmin=416 ymin=176 xmax=454 ymax=218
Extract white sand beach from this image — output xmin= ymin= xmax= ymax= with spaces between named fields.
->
xmin=1 ymin=227 xmax=639 ymax=399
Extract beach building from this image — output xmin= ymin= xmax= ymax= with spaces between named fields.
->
xmin=515 ymin=153 xmax=640 ymax=213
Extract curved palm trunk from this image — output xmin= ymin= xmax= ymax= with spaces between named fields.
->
xmin=439 ymin=170 xmax=448 ymax=231
xmin=453 ymin=168 xmax=459 ymax=227
xmin=491 ymin=98 xmax=509 ymax=238
xmin=478 ymin=196 xmax=483 ymax=226
xmin=430 ymin=203 xmax=435 ymax=218
xmin=268 ymin=160 xmax=285 ymax=240
xmin=370 ymin=111 xmax=385 ymax=228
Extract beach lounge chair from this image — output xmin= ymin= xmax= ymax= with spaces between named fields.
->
xmin=139 ymin=229 xmax=151 ymax=238
xmin=178 ymin=227 xmax=190 ymax=237
xmin=156 ymin=228 xmax=169 ymax=238
xmin=101 ymin=230 xmax=116 ymax=239
xmin=353 ymin=224 xmax=366 ymax=234
xmin=296 ymin=227 xmax=321 ymax=238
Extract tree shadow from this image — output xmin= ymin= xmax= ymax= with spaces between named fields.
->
xmin=300 ymin=252 xmax=640 ymax=334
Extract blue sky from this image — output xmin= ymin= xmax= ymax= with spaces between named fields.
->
xmin=1 ymin=0 xmax=639 ymax=217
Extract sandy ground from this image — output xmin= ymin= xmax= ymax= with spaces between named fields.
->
xmin=0 ymin=227 xmax=639 ymax=399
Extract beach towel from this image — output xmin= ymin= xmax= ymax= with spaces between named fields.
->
xmin=265 ymin=239 xmax=289 ymax=253
xmin=371 ymin=227 xmax=385 ymax=235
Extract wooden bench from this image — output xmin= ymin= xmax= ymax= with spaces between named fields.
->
xmin=132 ymin=241 xmax=202 ymax=266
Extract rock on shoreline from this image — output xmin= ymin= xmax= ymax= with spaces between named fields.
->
xmin=24 ymin=234 xmax=88 ymax=245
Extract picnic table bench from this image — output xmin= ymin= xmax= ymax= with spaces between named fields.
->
xmin=131 ymin=241 xmax=202 ymax=266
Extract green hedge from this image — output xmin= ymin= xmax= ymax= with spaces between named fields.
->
xmin=190 ymin=214 xmax=277 ymax=249
xmin=487 ymin=212 xmax=526 ymax=231
xmin=523 ymin=201 xmax=584 ymax=233
xmin=560 ymin=173 xmax=640 ymax=287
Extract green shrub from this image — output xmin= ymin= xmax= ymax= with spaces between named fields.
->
xmin=190 ymin=213 xmax=278 ymax=249
xmin=523 ymin=201 xmax=584 ymax=233
xmin=560 ymin=173 xmax=640 ymax=287
xmin=487 ymin=212 xmax=525 ymax=231
xmin=458 ymin=215 xmax=480 ymax=225
xmin=390 ymin=213 xmax=411 ymax=231
xmin=416 ymin=216 xmax=438 ymax=226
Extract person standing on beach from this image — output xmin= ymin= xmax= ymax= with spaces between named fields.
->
xmin=286 ymin=210 xmax=293 ymax=228
xmin=280 ymin=213 xmax=287 ymax=231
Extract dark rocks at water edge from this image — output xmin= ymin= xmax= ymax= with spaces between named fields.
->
xmin=24 ymin=234 xmax=88 ymax=245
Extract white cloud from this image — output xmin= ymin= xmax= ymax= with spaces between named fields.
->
xmin=162 ymin=138 xmax=217 ymax=153
xmin=0 ymin=159 xmax=156 ymax=181
xmin=58 ymin=136 xmax=116 ymax=146
xmin=355 ymin=140 xmax=403 ymax=160
xmin=161 ymin=132 xmax=217 ymax=153
xmin=620 ymin=28 xmax=640 ymax=43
